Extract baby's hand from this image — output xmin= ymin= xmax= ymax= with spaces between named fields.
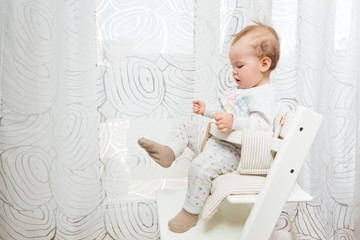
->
xmin=214 ymin=112 xmax=233 ymax=133
xmin=193 ymin=100 xmax=205 ymax=115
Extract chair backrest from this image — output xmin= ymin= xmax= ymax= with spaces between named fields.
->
xmin=239 ymin=106 xmax=323 ymax=240
xmin=272 ymin=108 xmax=291 ymax=139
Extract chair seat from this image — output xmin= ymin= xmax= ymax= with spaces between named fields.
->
xmin=227 ymin=183 xmax=313 ymax=204
xmin=156 ymin=184 xmax=312 ymax=240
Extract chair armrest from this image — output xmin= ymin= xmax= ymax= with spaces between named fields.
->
xmin=209 ymin=124 xmax=283 ymax=152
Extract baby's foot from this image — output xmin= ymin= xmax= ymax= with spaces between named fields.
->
xmin=168 ymin=208 xmax=199 ymax=233
xmin=137 ymin=138 xmax=175 ymax=168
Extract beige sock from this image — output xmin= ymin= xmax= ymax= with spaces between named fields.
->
xmin=168 ymin=208 xmax=199 ymax=233
xmin=137 ymin=138 xmax=175 ymax=168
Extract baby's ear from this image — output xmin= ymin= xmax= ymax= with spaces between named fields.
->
xmin=260 ymin=57 xmax=272 ymax=72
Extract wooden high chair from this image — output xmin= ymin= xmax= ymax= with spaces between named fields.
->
xmin=156 ymin=106 xmax=323 ymax=240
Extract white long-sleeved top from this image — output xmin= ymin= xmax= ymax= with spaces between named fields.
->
xmin=203 ymin=84 xmax=280 ymax=131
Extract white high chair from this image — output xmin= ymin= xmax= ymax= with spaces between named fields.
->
xmin=156 ymin=106 xmax=323 ymax=240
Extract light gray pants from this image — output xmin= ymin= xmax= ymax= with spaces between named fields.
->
xmin=167 ymin=116 xmax=241 ymax=214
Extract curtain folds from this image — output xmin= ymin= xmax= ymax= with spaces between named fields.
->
xmin=0 ymin=0 xmax=359 ymax=239
xmin=0 ymin=1 xmax=104 ymax=239
xmin=295 ymin=0 xmax=360 ymax=239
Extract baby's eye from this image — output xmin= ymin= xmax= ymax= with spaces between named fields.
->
xmin=236 ymin=65 xmax=244 ymax=69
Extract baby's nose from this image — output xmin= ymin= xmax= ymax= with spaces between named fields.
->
xmin=233 ymin=69 xmax=237 ymax=75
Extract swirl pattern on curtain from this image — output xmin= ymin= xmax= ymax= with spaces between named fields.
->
xmin=1 ymin=0 xmax=105 ymax=239
xmin=1 ymin=0 xmax=359 ymax=239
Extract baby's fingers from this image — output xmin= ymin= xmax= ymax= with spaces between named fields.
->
xmin=214 ymin=113 xmax=223 ymax=121
xmin=215 ymin=119 xmax=222 ymax=126
xmin=220 ymin=127 xmax=230 ymax=133
xmin=216 ymin=122 xmax=225 ymax=131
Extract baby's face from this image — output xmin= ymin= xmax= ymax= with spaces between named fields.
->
xmin=229 ymin=36 xmax=267 ymax=89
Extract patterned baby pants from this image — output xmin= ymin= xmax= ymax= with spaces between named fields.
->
xmin=167 ymin=115 xmax=241 ymax=214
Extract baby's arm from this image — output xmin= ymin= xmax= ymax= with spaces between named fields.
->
xmin=193 ymin=100 xmax=205 ymax=115
xmin=214 ymin=112 xmax=234 ymax=133
xmin=193 ymin=100 xmax=220 ymax=118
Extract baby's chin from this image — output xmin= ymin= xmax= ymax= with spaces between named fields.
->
xmin=236 ymin=81 xmax=266 ymax=89
xmin=236 ymin=82 xmax=250 ymax=89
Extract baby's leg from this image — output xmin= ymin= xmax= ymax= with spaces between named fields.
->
xmin=184 ymin=138 xmax=240 ymax=213
xmin=138 ymin=116 xmax=209 ymax=168
xmin=168 ymin=138 xmax=241 ymax=232
xmin=167 ymin=115 xmax=209 ymax=158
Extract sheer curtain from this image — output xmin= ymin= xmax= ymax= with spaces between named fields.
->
xmin=0 ymin=0 xmax=359 ymax=240
xmin=289 ymin=1 xmax=360 ymax=239
xmin=0 ymin=0 xmax=104 ymax=239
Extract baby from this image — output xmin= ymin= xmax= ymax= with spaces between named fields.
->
xmin=138 ymin=22 xmax=281 ymax=233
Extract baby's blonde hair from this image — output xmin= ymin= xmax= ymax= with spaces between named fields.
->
xmin=232 ymin=22 xmax=280 ymax=70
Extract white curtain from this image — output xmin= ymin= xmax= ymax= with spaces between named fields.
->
xmin=271 ymin=1 xmax=360 ymax=239
xmin=0 ymin=0 xmax=359 ymax=240
xmin=0 ymin=0 xmax=106 ymax=239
